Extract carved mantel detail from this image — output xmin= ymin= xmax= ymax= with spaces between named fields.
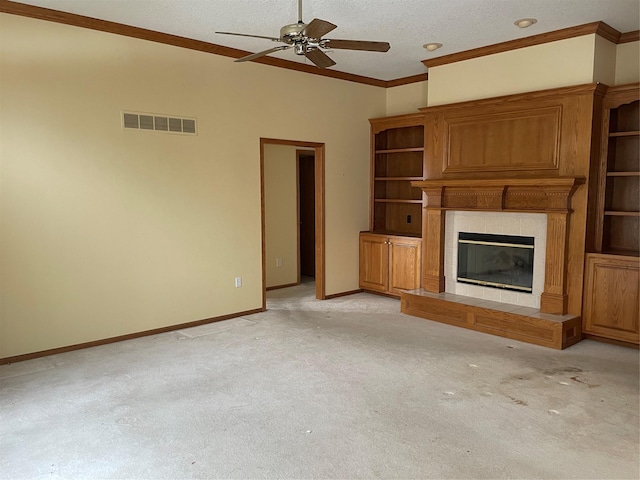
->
xmin=411 ymin=177 xmax=583 ymax=315
xmin=412 ymin=177 xmax=580 ymax=212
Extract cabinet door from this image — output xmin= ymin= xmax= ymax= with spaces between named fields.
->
xmin=388 ymin=237 xmax=421 ymax=295
xmin=584 ymin=254 xmax=639 ymax=344
xmin=359 ymin=234 xmax=389 ymax=293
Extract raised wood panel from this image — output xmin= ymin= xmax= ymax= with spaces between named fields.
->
xmin=388 ymin=237 xmax=422 ymax=295
xmin=359 ymin=234 xmax=388 ymax=293
xmin=583 ymin=254 xmax=639 ymax=343
xmin=422 ymin=83 xmax=603 ymax=181
xmin=443 ymin=107 xmax=561 ymax=174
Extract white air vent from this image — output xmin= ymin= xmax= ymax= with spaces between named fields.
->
xmin=122 ymin=111 xmax=197 ymax=135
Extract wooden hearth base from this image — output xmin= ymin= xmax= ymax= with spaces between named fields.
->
xmin=401 ymin=290 xmax=581 ymax=349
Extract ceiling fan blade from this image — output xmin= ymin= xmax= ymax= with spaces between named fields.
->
xmin=303 ymin=18 xmax=337 ymax=39
xmin=216 ymin=31 xmax=281 ymax=42
xmin=236 ymin=45 xmax=292 ymax=62
xmin=304 ymin=48 xmax=336 ymax=69
xmin=324 ymin=39 xmax=390 ymax=52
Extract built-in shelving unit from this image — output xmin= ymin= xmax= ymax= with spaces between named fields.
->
xmin=584 ymin=83 xmax=639 ymax=346
xmin=596 ymin=88 xmax=640 ymax=255
xmin=370 ymin=114 xmax=425 ymax=237
xmin=360 ymin=113 xmax=425 ymax=296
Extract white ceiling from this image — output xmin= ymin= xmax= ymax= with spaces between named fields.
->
xmin=14 ymin=0 xmax=640 ymax=81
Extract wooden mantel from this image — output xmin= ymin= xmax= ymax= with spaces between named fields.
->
xmin=411 ymin=177 xmax=582 ymax=212
xmin=411 ymin=177 xmax=583 ymax=315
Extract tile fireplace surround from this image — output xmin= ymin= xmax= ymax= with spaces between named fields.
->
xmin=401 ymin=177 xmax=583 ymax=349
xmin=445 ymin=211 xmax=547 ymax=308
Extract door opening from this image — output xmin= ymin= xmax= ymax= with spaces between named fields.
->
xmin=260 ymin=138 xmax=325 ymax=309
xmin=298 ymin=150 xmax=315 ymax=279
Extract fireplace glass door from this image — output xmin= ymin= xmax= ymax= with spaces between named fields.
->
xmin=457 ymin=232 xmax=534 ymax=292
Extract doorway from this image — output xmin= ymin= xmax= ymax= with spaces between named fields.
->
xmin=297 ymin=150 xmax=315 ymax=279
xmin=260 ymin=138 xmax=325 ymax=309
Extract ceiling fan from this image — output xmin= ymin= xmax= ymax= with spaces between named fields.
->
xmin=216 ymin=0 xmax=390 ymax=69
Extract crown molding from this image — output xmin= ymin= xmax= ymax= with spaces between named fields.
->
xmin=594 ymin=21 xmax=622 ymax=43
xmin=385 ymin=73 xmax=428 ymax=87
xmin=0 ymin=0 xmax=404 ymax=87
xmin=422 ymin=21 xmax=636 ymax=69
xmin=620 ymin=30 xmax=640 ymax=43
xmin=5 ymin=1 xmax=632 ymax=88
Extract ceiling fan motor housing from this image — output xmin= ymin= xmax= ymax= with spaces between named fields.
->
xmin=280 ymin=23 xmax=307 ymax=43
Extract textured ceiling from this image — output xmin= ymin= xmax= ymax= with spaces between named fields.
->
xmin=12 ymin=0 xmax=640 ymax=81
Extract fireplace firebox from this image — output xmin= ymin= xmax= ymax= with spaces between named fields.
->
xmin=457 ymin=232 xmax=534 ymax=293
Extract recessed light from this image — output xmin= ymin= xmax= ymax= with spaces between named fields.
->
xmin=514 ymin=18 xmax=537 ymax=28
xmin=423 ymin=42 xmax=443 ymax=51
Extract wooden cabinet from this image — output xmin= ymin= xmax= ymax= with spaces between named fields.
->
xmin=361 ymin=113 xmax=425 ymax=298
xmin=584 ymin=83 xmax=639 ymax=345
xmin=583 ymin=254 xmax=639 ymax=344
xmin=369 ymin=113 xmax=425 ymax=237
xmin=359 ymin=233 xmax=421 ymax=296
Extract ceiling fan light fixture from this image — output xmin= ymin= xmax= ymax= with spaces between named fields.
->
xmin=514 ymin=18 xmax=537 ymax=28
xmin=423 ymin=42 xmax=442 ymax=52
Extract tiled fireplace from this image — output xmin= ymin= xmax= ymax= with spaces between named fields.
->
xmin=400 ymin=177 xmax=583 ymax=349
xmin=445 ymin=211 xmax=547 ymax=308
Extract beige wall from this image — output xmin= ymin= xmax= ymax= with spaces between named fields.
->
xmin=0 ymin=13 xmax=385 ymax=358
xmin=263 ymin=144 xmax=299 ymax=288
xmin=385 ymin=81 xmax=428 ymax=116
xmin=593 ymin=35 xmax=617 ymax=86
xmin=615 ymin=41 xmax=640 ymax=85
xmin=427 ymin=35 xmax=597 ymax=105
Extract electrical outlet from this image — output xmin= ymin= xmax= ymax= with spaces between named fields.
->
xmin=276 ymin=257 xmax=283 ymax=267
xmin=235 ymin=277 xmax=242 ymax=288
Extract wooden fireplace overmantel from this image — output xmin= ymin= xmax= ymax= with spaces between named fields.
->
xmin=411 ymin=176 xmax=584 ymax=315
